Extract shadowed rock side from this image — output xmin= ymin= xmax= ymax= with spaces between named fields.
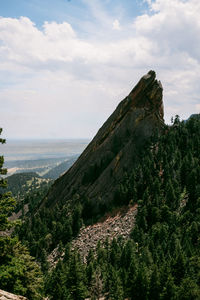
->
xmin=43 ymin=70 xmax=165 ymax=211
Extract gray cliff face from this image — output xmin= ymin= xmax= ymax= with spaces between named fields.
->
xmin=43 ymin=70 xmax=165 ymax=211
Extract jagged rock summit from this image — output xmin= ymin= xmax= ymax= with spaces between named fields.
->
xmin=44 ymin=70 xmax=164 ymax=212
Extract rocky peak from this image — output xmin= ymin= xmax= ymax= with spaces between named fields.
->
xmin=43 ymin=71 xmax=165 ymax=212
xmin=129 ymin=70 xmax=164 ymax=119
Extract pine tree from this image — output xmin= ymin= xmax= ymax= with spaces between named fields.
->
xmin=149 ymin=265 xmax=161 ymax=300
xmin=109 ymin=267 xmax=124 ymax=300
xmin=130 ymin=266 xmax=149 ymax=300
xmin=0 ymin=131 xmax=16 ymax=231
xmin=90 ymin=267 xmax=103 ymax=300
xmin=161 ymin=275 xmax=177 ymax=300
xmin=67 ymin=252 xmax=88 ymax=299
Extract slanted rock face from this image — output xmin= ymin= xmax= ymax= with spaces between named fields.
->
xmin=44 ymin=70 xmax=164 ymax=211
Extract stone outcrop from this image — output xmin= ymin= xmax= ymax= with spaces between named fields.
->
xmin=46 ymin=70 xmax=165 ymax=268
xmin=71 ymin=204 xmax=138 ymax=260
xmin=42 ymin=70 xmax=164 ymax=213
xmin=0 ymin=290 xmax=27 ymax=300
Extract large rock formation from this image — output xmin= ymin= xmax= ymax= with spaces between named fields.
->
xmin=43 ymin=70 xmax=164 ymax=212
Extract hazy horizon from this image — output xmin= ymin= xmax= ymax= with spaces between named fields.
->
xmin=5 ymin=138 xmax=91 ymax=142
xmin=2 ymin=139 xmax=90 ymax=162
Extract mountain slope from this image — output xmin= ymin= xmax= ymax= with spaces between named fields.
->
xmin=43 ymin=70 xmax=165 ymax=212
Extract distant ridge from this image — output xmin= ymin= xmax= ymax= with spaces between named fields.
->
xmin=43 ymin=155 xmax=79 ymax=179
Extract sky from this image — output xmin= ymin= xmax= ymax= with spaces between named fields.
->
xmin=0 ymin=0 xmax=200 ymax=139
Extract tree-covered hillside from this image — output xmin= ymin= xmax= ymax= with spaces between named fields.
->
xmin=15 ymin=116 xmax=200 ymax=299
xmin=0 ymin=130 xmax=44 ymax=300
xmin=1 ymin=172 xmax=53 ymax=216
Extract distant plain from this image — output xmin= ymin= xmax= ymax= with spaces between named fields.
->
xmin=2 ymin=139 xmax=89 ymax=176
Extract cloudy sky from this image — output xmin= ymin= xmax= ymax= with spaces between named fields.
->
xmin=0 ymin=0 xmax=200 ymax=139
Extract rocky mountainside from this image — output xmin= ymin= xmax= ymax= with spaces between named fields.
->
xmin=43 ymin=70 xmax=165 ymax=213
xmin=71 ymin=204 xmax=137 ymax=259
xmin=48 ymin=204 xmax=138 ymax=265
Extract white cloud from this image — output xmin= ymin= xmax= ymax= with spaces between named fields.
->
xmin=113 ymin=19 xmax=121 ymax=30
xmin=43 ymin=21 xmax=76 ymax=40
xmin=143 ymin=0 xmax=152 ymax=5
xmin=0 ymin=0 xmax=200 ymax=139
xmin=135 ymin=0 xmax=200 ymax=61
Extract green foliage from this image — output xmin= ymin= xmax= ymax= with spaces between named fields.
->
xmin=0 ymin=239 xmax=44 ymax=299
xmin=3 ymin=172 xmax=53 ymax=214
xmin=16 ymin=198 xmax=84 ymax=272
xmin=0 ymin=128 xmax=44 ymax=299
xmin=45 ymin=251 xmax=88 ymax=300
xmin=0 ymin=134 xmax=16 ymax=230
